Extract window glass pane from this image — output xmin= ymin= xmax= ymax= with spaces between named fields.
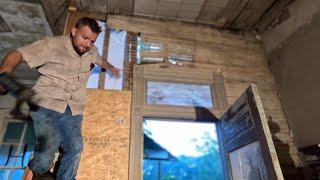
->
xmin=137 ymin=36 xmax=142 ymax=64
xmin=0 ymin=145 xmax=10 ymax=166
xmin=3 ymin=122 xmax=24 ymax=143
xmin=0 ymin=169 xmax=25 ymax=180
xmin=229 ymin=141 xmax=267 ymax=180
xmin=104 ymin=29 xmax=127 ymax=90
xmin=137 ymin=35 xmax=164 ymax=64
xmin=141 ymin=42 xmax=163 ymax=52
xmin=0 ymin=144 xmax=35 ymax=172
xmin=147 ymin=82 xmax=213 ymax=107
xmin=23 ymin=123 xmax=36 ymax=145
xmin=0 ymin=170 xmax=10 ymax=180
xmin=141 ymin=57 xmax=164 ymax=62
xmin=143 ymin=119 xmax=223 ymax=180
xmin=23 ymin=145 xmax=35 ymax=167
xmin=0 ymin=145 xmax=23 ymax=167
xmin=168 ymin=54 xmax=193 ymax=62
xmin=0 ymin=122 xmax=36 ymax=180
xmin=87 ymin=65 xmax=101 ymax=89
xmin=10 ymin=169 xmax=24 ymax=180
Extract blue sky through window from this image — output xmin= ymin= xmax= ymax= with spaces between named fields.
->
xmin=0 ymin=122 xmax=36 ymax=180
xmin=143 ymin=119 xmax=219 ymax=157
xmin=143 ymin=119 xmax=223 ymax=179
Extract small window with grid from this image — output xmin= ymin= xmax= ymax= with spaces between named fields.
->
xmin=0 ymin=119 xmax=36 ymax=179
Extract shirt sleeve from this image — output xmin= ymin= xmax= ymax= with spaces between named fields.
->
xmin=93 ymin=47 xmax=104 ymax=67
xmin=17 ymin=37 xmax=50 ymax=68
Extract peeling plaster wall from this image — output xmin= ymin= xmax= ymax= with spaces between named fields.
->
xmin=262 ymin=0 xmax=320 ymax=54
xmin=262 ymin=0 xmax=320 ymax=148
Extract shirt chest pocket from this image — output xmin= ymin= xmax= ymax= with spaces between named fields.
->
xmin=79 ymin=56 xmax=93 ymax=73
xmin=51 ymin=55 xmax=76 ymax=73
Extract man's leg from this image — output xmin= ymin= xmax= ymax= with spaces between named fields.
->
xmin=56 ymin=106 xmax=83 ymax=180
xmin=28 ymin=107 xmax=62 ymax=174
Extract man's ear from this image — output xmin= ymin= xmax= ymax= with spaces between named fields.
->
xmin=71 ymin=27 xmax=76 ymax=37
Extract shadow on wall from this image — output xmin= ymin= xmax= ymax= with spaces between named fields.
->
xmin=194 ymin=107 xmax=219 ymax=123
xmin=267 ymin=116 xmax=305 ymax=179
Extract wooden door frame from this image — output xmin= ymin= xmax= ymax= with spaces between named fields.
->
xmin=129 ymin=63 xmax=228 ymax=180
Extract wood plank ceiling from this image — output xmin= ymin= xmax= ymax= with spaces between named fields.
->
xmin=71 ymin=0 xmax=293 ymax=32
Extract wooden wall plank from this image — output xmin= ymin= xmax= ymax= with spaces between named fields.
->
xmin=107 ymin=15 xmax=301 ymax=168
xmin=107 ymin=15 xmax=262 ymax=50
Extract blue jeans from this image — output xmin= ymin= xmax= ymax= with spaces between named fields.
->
xmin=29 ymin=106 xmax=83 ymax=180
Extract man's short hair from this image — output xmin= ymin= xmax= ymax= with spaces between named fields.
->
xmin=75 ymin=17 xmax=102 ymax=34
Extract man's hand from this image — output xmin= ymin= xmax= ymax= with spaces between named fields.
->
xmin=109 ymin=66 xmax=120 ymax=78
xmin=0 ymin=50 xmax=23 ymax=95
xmin=101 ymin=60 xmax=121 ymax=78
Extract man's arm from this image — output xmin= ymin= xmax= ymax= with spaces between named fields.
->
xmin=0 ymin=50 xmax=23 ymax=73
xmin=0 ymin=50 xmax=24 ymax=93
xmin=100 ymin=59 xmax=120 ymax=78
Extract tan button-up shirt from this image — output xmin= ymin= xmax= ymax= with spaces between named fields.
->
xmin=18 ymin=35 xmax=103 ymax=115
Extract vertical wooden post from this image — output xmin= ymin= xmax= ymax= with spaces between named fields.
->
xmin=123 ymin=31 xmax=138 ymax=90
xmin=214 ymin=69 xmax=228 ymax=113
xmin=98 ymin=27 xmax=111 ymax=89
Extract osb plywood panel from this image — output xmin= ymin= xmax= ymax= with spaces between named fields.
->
xmin=107 ymin=15 xmax=300 ymax=167
xmin=77 ymin=90 xmax=131 ymax=180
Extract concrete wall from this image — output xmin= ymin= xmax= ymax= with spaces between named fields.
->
xmin=262 ymin=0 xmax=320 ymax=148
xmin=262 ymin=0 xmax=320 ymax=54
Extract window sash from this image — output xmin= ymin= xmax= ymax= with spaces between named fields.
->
xmin=0 ymin=120 xmax=30 ymax=179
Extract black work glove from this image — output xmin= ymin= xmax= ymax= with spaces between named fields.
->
xmin=0 ymin=72 xmax=38 ymax=118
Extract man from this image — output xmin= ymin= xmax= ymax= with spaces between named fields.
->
xmin=0 ymin=17 xmax=119 ymax=179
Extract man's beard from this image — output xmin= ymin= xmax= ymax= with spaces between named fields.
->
xmin=70 ymin=35 xmax=87 ymax=56
xmin=73 ymin=45 xmax=86 ymax=56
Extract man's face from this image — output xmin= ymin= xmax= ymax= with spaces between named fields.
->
xmin=71 ymin=25 xmax=98 ymax=55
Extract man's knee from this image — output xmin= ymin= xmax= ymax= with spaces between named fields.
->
xmin=36 ymin=135 xmax=61 ymax=153
xmin=29 ymin=154 xmax=55 ymax=173
xmin=30 ymin=136 xmax=61 ymax=173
